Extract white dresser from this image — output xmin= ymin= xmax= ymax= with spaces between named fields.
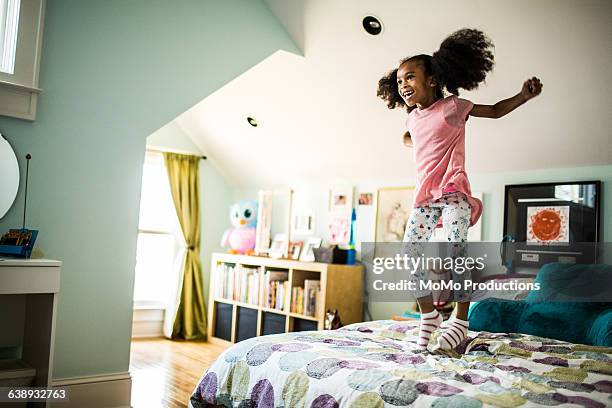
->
xmin=0 ymin=258 xmax=61 ymax=407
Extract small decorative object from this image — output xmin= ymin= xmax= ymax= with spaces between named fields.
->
xmin=358 ymin=193 xmax=373 ymax=206
xmin=269 ymin=234 xmax=288 ymax=259
xmin=313 ymin=246 xmax=334 ymax=263
xmin=329 ymin=185 xmax=353 ymax=213
xmin=324 ymin=309 xmax=342 ymax=330
xmin=313 ymin=245 xmax=348 ymax=264
xmin=375 ymin=186 xmax=415 ymax=242
xmin=292 ymin=212 xmax=314 ymax=235
xmin=346 ymin=208 xmax=357 ymax=265
xmin=300 ymin=237 xmax=322 ymax=262
xmin=288 ymin=241 xmax=303 ymax=260
xmin=0 ymin=229 xmax=38 ymax=258
xmin=255 ymin=190 xmax=273 ymax=255
xmin=0 ymin=154 xmax=38 ymax=258
xmin=221 ymin=200 xmax=258 ymax=255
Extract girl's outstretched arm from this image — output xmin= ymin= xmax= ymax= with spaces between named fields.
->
xmin=470 ymin=77 xmax=542 ymax=119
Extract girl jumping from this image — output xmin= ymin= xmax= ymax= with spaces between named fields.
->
xmin=377 ymin=28 xmax=542 ymax=352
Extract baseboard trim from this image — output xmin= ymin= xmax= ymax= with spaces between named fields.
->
xmin=51 ymin=372 xmax=131 ymax=408
xmin=132 ymin=308 xmax=164 ymax=338
xmin=132 ymin=320 xmax=164 ymax=338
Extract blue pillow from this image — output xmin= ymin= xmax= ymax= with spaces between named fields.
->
xmin=526 ymin=263 xmax=612 ymax=303
xmin=517 ymin=302 xmax=600 ymax=344
xmin=587 ymin=309 xmax=612 ymax=347
xmin=468 ymin=299 xmax=525 ymax=333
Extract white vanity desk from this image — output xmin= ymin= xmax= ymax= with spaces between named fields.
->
xmin=0 ymin=258 xmax=61 ymax=406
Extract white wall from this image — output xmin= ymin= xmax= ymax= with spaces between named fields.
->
xmin=181 ymin=0 xmax=612 ymax=188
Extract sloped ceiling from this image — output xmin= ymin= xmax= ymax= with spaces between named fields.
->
xmin=176 ymin=0 xmax=612 ymax=188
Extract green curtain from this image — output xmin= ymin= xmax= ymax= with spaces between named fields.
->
xmin=163 ymin=152 xmax=207 ymax=340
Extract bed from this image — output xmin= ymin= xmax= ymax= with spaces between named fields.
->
xmin=189 ymin=319 xmax=612 ymax=407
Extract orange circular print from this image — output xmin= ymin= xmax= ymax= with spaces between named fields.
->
xmin=531 ymin=209 xmax=562 ymax=241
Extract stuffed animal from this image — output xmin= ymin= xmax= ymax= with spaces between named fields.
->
xmin=221 ymin=200 xmax=258 ymax=254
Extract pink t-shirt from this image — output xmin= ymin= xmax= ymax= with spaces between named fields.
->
xmin=406 ymin=95 xmax=483 ymax=227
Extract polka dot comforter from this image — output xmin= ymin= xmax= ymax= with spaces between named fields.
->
xmin=189 ymin=319 xmax=612 ymax=407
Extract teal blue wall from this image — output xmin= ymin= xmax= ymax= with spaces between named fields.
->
xmin=0 ymin=0 xmax=298 ymax=379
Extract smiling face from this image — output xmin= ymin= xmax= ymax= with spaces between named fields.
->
xmin=396 ymin=60 xmax=437 ymax=109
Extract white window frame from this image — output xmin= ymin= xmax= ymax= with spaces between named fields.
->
xmin=0 ymin=0 xmax=45 ymax=120
xmin=0 ymin=0 xmax=21 ymax=74
xmin=133 ymin=229 xmax=179 ymax=310
xmin=133 ymin=151 xmax=182 ymax=310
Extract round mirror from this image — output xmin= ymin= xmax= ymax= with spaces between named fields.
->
xmin=0 ymin=135 xmax=19 ymax=218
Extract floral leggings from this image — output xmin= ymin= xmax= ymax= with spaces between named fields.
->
xmin=402 ymin=192 xmax=472 ymax=302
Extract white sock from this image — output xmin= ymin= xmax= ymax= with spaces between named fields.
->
xmin=417 ymin=309 xmax=442 ymax=350
xmin=439 ymin=317 xmax=469 ymax=350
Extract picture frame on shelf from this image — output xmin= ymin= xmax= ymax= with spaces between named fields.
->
xmin=269 ymin=233 xmax=288 ymax=259
xmin=329 ymin=185 xmax=353 ymax=213
xmin=288 ymin=241 xmax=303 ymax=260
xmin=300 ymin=237 xmax=323 ymax=262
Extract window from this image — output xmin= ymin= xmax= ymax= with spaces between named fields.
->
xmin=133 ymin=152 xmax=180 ymax=308
xmin=0 ymin=0 xmax=45 ymax=120
xmin=0 ymin=0 xmax=20 ymax=74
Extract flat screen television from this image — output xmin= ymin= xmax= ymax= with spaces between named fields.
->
xmin=503 ymin=180 xmax=601 ymax=268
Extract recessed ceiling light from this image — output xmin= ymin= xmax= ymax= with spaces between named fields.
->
xmin=362 ymin=15 xmax=383 ymax=35
xmin=247 ymin=117 xmax=258 ymax=127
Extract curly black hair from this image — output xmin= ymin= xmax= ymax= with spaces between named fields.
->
xmin=377 ymin=28 xmax=495 ymax=112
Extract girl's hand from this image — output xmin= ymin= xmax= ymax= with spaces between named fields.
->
xmin=521 ymin=77 xmax=543 ymax=101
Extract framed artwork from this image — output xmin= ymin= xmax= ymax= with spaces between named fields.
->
xmin=300 ymin=237 xmax=322 ymax=262
xmin=503 ymin=180 xmax=600 ymax=267
xmin=526 ymin=205 xmax=569 ymax=244
xmin=358 ymin=193 xmax=373 ymax=206
xmin=329 ymin=185 xmax=353 ymax=213
xmin=375 ymin=187 xmax=415 ymax=242
xmin=328 ymin=215 xmax=350 ymax=245
xmin=292 ymin=213 xmax=314 ymax=235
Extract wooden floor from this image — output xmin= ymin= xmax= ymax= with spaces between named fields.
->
xmin=130 ymin=338 xmax=228 ymax=408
